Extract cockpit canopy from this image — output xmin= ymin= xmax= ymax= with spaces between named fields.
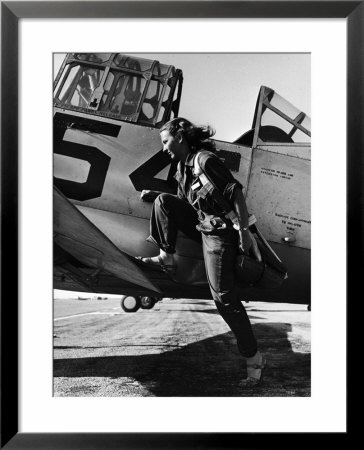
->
xmin=53 ymin=53 xmax=183 ymax=127
xmin=235 ymin=86 xmax=311 ymax=146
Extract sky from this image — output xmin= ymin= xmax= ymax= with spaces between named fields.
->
xmin=54 ymin=52 xmax=310 ymax=142
xmin=54 ymin=52 xmax=310 ymax=299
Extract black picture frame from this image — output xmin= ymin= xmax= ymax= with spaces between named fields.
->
xmin=1 ymin=1 xmax=359 ymax=448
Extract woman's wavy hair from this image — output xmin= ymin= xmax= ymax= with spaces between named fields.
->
xmin=160 ymin=117 xmax=216 ymax=153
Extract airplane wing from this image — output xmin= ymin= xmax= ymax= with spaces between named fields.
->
xmin=54 ymin=186 xmax=162 ymax=294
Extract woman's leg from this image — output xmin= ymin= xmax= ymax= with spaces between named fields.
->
xmin=202 ymin=231 xmax=257 ymax=358
xmin=146 ymin=193 xmax=201 ymax=254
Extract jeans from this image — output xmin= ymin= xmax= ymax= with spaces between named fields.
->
xmin=147 ymin=193 xmax=258 ymax=358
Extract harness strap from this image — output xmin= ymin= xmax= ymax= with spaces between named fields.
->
xmin=193 ymin=152 xmax=241 ymax=230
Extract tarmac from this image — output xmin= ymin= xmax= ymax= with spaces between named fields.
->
xmin=53 ymin=297 xmax=310 ymax=397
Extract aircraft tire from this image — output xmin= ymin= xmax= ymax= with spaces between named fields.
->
xmin=120 ymin=295 xmax=141 ymax=313
xmin=140 ymin=296 xmax=155 ymax=310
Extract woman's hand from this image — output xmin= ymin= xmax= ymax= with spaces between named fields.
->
xmin=239 ymin=229 xmax=262 ymax=262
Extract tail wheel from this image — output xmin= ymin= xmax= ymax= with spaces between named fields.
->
xmin=140 ymin=296 xmax=156 ymax=310
xmin=120 ymin=295 xmax=141 ymax=313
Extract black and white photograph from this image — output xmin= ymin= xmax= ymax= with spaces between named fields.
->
xmin=1 ymin=1 xmax=354 ymax=443
xmin=53 ymin=52 xmax=311 ymax=397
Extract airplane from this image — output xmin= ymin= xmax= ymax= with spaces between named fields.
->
xmin=53 ymin=53 xmax=310 ymax=312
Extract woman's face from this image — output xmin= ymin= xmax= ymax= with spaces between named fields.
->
xmin=160 ymin=129 xmax=189 ymax=162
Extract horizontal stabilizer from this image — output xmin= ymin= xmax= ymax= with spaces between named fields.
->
xmin=54 ymin=186 xmax=161 ymax=293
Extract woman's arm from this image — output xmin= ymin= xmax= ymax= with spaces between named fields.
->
xmin=233 ymin=188 xmax=262 ymax=261
xmin=232 ymin=188 xmax=250 ymax=231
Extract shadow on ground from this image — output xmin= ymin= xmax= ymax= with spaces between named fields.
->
xmin=54 ymin=322 xmax=310 ymax=397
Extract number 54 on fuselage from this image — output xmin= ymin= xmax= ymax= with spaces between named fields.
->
xmin=53 ymin=53 xmax=311 ymax=310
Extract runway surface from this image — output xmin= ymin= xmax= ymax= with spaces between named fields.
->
xmin=53 ymin=297 xmax=310 ymax=397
